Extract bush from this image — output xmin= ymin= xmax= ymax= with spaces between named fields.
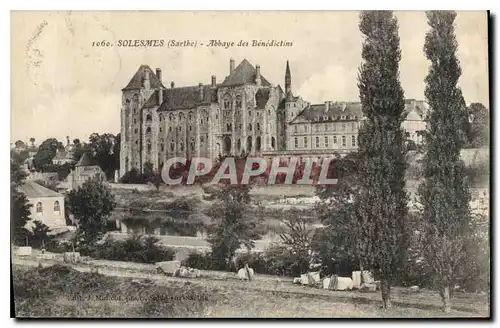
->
xmin=120 ymin=168 xmax=146 ymax=184
xmin=89 ymin=235 xmax=176 ymax=264
xmin=181 ymin=251 xmax=228 ymax=271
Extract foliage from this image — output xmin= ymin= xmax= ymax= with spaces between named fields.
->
xmin=465 ymin=103 xmax=489 ymax=148
xmin=33 ymin=138 xmax=64 ymax=171
xmin=29 ymin=220 xmax=53 ymax=249
xmin=86 ymin=133 xmax=120 ymax=180
xmin=206 ymin=184 xmax=263 ymax=270
xmin=182 ymin=251 xmax=228 ymax=271
xmin=278 ymin=208 xmax=316 ymax=274
xmin=356 ymin=11 xmax=409 ymax=308
xmin=11 ymin=160 xmax=32 ymax=245
xmin=66 ymin=180 xmax=116 ymax=245
xmin=419 ymin=10 xmax=473 ymax=312
xmin=121 ymin=168 xmax=143 ymax=184
xmin=90 ymin=235 xmax=176 ymax=264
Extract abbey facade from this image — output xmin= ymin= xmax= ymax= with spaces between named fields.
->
xmin=119 ymin=58 xmax=426 ymax=177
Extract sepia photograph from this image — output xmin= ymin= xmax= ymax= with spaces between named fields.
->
xmin=10 ymin=10 xmax=490 ymax=318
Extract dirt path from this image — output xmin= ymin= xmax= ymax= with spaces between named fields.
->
xmin=12 ymin=257 xmax=488 ymax=316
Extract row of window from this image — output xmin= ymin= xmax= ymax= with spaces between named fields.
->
xmin=36 ymin=201 xmax=61 ymax=214
xmin=292 ymin=122 xmax=357 ymax=134
xmin=293 ymin=135 xmax=357 ymax=148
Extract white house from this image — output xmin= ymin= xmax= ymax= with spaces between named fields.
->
xmin=19 ymin=181 xmax=67 ymax=230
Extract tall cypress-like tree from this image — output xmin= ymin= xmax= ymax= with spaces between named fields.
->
xmin=356 ymin=11 xmax=409 ymax=309
xmin=419 ymin=11 xmax=471 ymax=313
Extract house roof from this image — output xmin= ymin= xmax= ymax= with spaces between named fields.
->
xmin=290 ymin=99 xmax=427 ymax=124
xmin=220 ymin=59 xmax=271 ymax=87
xmin=19 ymin=181 xmax=62 ymax=198
xmin=75 ymin=153 xmax=94 ymax=167
xmin=156 ymin=85 xmax=218 ymax=111
xmin=122 ymin=65 xmax=165 ymax=91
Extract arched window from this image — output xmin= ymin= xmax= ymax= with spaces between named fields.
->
xmin=191 ymin=138 xmax=195 ymax=151
xmin=54 ymin=201 xmax=60 ymax=213
xmin=179 ymin=112 xmax=184 ymax=122
xmin=256 ymin=136 xmax=261 ymax=151
xmin=188 ymin=111 xmax=193 ymax=121
xmin=147 ymin=140 xmax=152 ymax=153
xmin=159 ymin=114 xmax=164 ymax=122
xmin=169 ymin=126 xmax=172 ymax=132
xmin=170 ymin=141 xmax=175 ymax=152
xmin=169 ymin=114 xmax=174 ymax=121
xmin=146 ymin=127 xmax=151 ymax=134
xmin=36 ymin=202 xmax=43 ymax=213
xmin=271 ymin=137 xmax=276 ymax=149
xmin=180 ymin=142 xmax=184 ymax=152
xmin=226 ymin=123 xmax=232 ymax=132
xmin=236 ymin=95 xmax=242 ymax=109
xmin=256 ymin=123 xmax=260 ymax=131
xmin=146 ymin=114 xmax=152 ymax=122
xmin=248 ymin=123 xmax=252 ymax=131
xmin=224 ymin=97 xmax=230 ymax=109
xmin=161 ymin=143 xmax=165 ymax=152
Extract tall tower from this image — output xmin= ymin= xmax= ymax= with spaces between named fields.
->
xmin=285 ymin=60 xmax=292 ymax=100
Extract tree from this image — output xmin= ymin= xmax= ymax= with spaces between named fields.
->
xmin=465 ymin=102 xmax=489 ymax=148
xmin=419 ymin=11 xmax=472 ymax=313
xmin=355 ymin=11 xmax=409 ymax=308
xmin=279 ymin=208 xmax=316 ymax=275
xmin=11 ymin=160 xmax=32 ymax=245
xmin=87 ymin=133 xmax=120 ymax=180
xmin=66 ymin=179 xmax=116 ymax=246
xmin=32 ymin=138 xmax=64 ymax=170
xmin=29 ymin=220 xmax=53 ymax=249
xmin=206 ymin=184 xmax=262 ymax=271
xmin=314 ymin=153 xmax=362 ymax=276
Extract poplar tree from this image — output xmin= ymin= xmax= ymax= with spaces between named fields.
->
xmin=356 ymin=11 xmax=409 ymax=309
xmin=419 ymin=11 xmax=472 ymax=313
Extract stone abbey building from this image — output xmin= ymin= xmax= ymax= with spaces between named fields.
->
xmin=119 ymin=58 xmax=426 ymax=176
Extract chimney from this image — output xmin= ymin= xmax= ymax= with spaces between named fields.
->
xmin=324 ymin=101 xmax=330 ymax=113
xmin=211 ymin=75 xmax=216 ymax=88
xmin=66 ymin=136 xmax=70 ymax=146
xmin=230 ymin=58 xmax=235 ymax=74
xmin=155 ymin=68 xmax=162 ymax=82
xmin=158 ymin=88 xmax=163 ymax=105
xmin=171 ymin=81 xmax=175 ymax=88
xmin=198 ymin=82 xmax=204 ymax=100
xmin=255 ymin=65 xmax=261 ymax=86
xmin=341 ymin=102 xmax=347 ymax=112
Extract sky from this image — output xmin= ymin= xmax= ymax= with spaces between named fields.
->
xmin=11 ymin=11 xmax=489 ymax=144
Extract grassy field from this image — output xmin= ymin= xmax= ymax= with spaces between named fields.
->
xmin=12 ymin=264 xmax=489 ymax=318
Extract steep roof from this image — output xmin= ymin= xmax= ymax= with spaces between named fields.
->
xmin=156 ymin=85 xmax=218 ymax=111
xmin=291 ymin=102 xmax=363 ymax=123
xmin=291 ymin=100 xmax=427 ymax=123
xmin=19 ymin=181 xmax=62 ymax=198
xmin=122 ymin=65 xmax=165 ymax=91
xmin=221 ymin=59 xmax=271 ymax=87
xmin=75 ymin=153 xmax=94 ymax=167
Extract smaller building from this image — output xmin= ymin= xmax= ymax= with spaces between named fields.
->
xmin=65 ymin=153 xmax=106 ymax=190
xmin=19 ymin=181 xmax=66 ymax=229
xmin=52 ymin=136 xmax=76 ymax=166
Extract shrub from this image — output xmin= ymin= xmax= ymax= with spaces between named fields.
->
xmin=91 ymin=235 xmax=176 ymax=264
xmin=181 ymin=251 xmax=228 ymax=271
